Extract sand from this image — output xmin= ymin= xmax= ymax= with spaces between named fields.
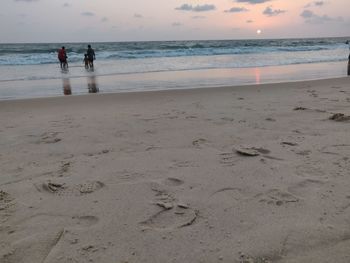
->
xmin=1 ymin=77 xmax=350 ymax=263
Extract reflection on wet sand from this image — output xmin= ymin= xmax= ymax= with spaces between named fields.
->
xmin=87 ymin=73 xmax=99 ymax=93
xmin=63 ymin=78 xmax=72 ymax=95
xmin=60 ymin=68 xmax=100 ymax=96
xmin=61 ymin=67 xmax=72 ymax=95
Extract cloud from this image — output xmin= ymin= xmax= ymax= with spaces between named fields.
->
xmin=304 ymin=1 xmax=325 ymax=8
xmin=81 ymin=12 xmax=95 ymax=17
xmin=300 ymin=9 xmax=343 ymax=24
xmin=101 ymin=17 xmax=108 ymax=22
xmin=172 ymin=22 xmax=183 ymax=27
xmin=314 ymin=1 xmax=325 ymax=6
xmin=300 ymin=10 xmax=313 ymax=18
xmin=224 ymin=7 xmax=249 ymax=13
xmin=134 ymin=13 xmax=143 ymax=18
xmin=175 ymin=4 xmax=216 ymax=12
xmin=246 ymin=19 xmax=253 ymax=23
xmin=263 ymin=6 xmax=286 ymax=16
xmin=63 ymin=3 xmax=70 ymax=7
xmin=192 ymin=16 xmax=206 ymax=19
xmin=235 ymin=0 xmax=271 ymax=4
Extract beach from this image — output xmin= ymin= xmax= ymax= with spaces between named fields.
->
xmin=1 ymin=76 xmax=350 ymax=262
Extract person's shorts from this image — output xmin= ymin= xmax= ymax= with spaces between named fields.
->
xmin=59 ymin=58 xmax=67 ymax=63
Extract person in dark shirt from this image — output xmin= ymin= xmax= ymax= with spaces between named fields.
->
xmin=86 ymin=45 xmax=95 ymax=68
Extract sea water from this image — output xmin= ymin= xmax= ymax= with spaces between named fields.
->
xmin=0 ymin=37 xmax=349 ymax=99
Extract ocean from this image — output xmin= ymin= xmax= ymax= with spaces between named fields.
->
xmin=0 ymin=37 xmax=349 ymax=99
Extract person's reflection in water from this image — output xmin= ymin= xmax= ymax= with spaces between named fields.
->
xmin=60 ymin=66 xmax=72 ymax=95
xmin=87 ymin=71 xmax=99 ymax=93
xmin=63 ymin=78 xmax=72 ymax=95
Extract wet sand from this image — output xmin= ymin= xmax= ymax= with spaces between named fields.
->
xmin=1 ymin=77 xmax=350 ymax=262
xmin=0 ymin=61 xmax=346 ymax=100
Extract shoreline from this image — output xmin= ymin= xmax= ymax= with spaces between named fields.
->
xmin=0 ymin=76 xmax=348 ymax=104
xmin=0 ymin=60 xmax=348 ymax=101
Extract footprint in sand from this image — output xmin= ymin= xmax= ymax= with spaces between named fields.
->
xmin=235 ymin=146 xmax=271 ymax=157
xmin=210 ymin=187 xmax=248 ymax=205
xmin=233 ymin=146 xmax=284 ymax=161
xmin=163 ymin=177 xmax=184 ymax=187
xmin=329 ymin=113 xmax=350 ymax=122
xmin=0 ymin=190 xmax=15 ymax=220
xmin=0 ymin=214 xmax=99 ymax=263
xmin=288 ymin=178 xmax=326 ymax=198
xmin=142 ymin=184 xmax=197 ymax=230
xmin=255 ymin=189 xmax=300 ymax=206
xmin=219 ymin=152 xmax=238 ymax=166
xmin=37 ymin=181 xmax=104 ymax=197
xmin=0 ymin=190 xmax=14 ymax=210
xmin=140 ymin=205 xmax=197 ymax=230
xmin=57 ymin=161 xmax=71 ymax=176
xmin=192 ymin=138 xmax=208 ymax=147
xmin=293 ymin=106 xmax=308 ymax=111
xmin=84 ymin=149 xmax=111 ymax=157
xmin=37 ymin=132 xmax=62 ymax=144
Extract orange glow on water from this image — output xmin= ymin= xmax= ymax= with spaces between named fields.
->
xmin=254 ymin=68 xmax=261 ymax=84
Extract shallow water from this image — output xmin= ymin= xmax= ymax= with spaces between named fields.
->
xmin=0 ymin=61 xmax=347 ymax=100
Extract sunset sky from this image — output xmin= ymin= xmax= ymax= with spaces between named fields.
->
xmin=0 ymin=0 xmax=349 ymax=43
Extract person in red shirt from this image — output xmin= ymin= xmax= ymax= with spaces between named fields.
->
xmin=58 ymin=46 xmax=68 ymax=69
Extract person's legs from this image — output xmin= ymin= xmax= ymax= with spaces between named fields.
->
xmin=60 ymin=59 xmax=68 ymax=70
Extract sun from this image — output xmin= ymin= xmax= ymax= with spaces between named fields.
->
xmin=257 ymin=29 xmax=262 ymax=35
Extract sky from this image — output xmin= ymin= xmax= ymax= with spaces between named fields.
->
xmin=0 ymin=0 xmax=349 ymax=43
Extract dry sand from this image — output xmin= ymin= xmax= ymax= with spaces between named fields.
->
xmin=1 ymin=77 xmax=350 ymax=263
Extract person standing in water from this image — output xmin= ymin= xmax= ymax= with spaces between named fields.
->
xmin=347 ymin=41 xmax=350 ymax=76
xmin=84 ymin=54 xmax=89 ymax=69
xmin=86 ymin=45 xmax=95 ymax=68
xmin=348 ymin=53 xmax=350 ymax=76
xmin=58 ymin=46 xmax=68 ymax=69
